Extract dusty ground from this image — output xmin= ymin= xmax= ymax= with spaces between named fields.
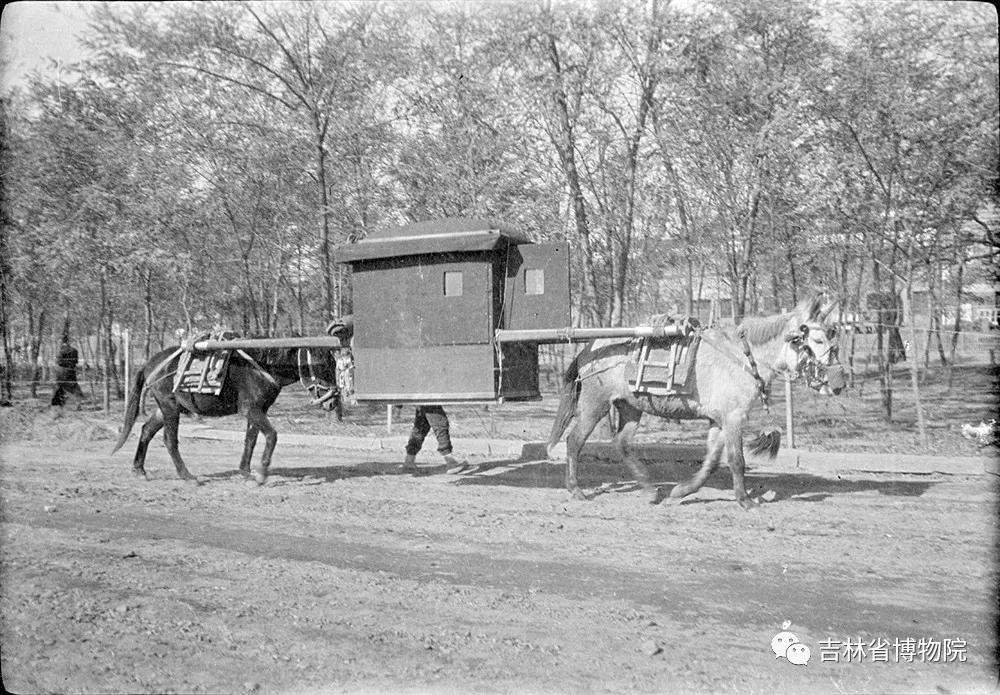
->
xmin=1 ymin=415 xmax=998 ymax=694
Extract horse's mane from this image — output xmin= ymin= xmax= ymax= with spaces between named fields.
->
xmin=738 ymin=294 xmax=825 ymax=345
xmin=227 ymin=335 xmax=300 ymax=368
xmin=241 ymin=345 xmax=303 ymax=368
xmin=739 ymin=311 xmax=794 ymax=345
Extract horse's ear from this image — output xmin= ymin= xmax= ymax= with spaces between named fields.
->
xmin=806 ymin=293 xmax=825 ymax=321
xmin=818 ymin=297 xmax=839 ymax=322
xmin=795 ymin=292 xmax=824 ymax=321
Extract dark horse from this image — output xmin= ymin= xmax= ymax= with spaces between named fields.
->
xmin=547 ymin=294 xmax=846 ymax=508
xmin=111 ymin=345 xmax=340 ymax=483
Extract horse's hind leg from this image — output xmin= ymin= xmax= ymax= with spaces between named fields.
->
xmin=161 ymin=405 xmax=197 ymax=481
xmin=246 ymin=406 xmax=276 ymax=485
xmin=669 ymin=423 xmax=724 ymax=501
xmin=613 ymin=401 xmax=655 ymax=502
xmin=564 ymin=399 xmax=606 ymax=501
xmin=132 ymin=409 xmax=164 ymax=480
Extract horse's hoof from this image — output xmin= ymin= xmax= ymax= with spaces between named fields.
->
xmin=132 ymin=468 xmax=148 ymax=481
xmin=737 ymin=497 xmax=760 ymax=511
xmin=569 ymin=488 xmax=589 ymax=501
xmin=251 ymin=469 xmax=268 ymax=486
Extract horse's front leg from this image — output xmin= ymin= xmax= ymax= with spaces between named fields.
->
xmin=725 ymin=423 xmax=758 ymax=510
xmin=238 ymin=423 xmax=259 ymax=476
xmin=668 ymin=424 xmax=724 ymax=501
xmin=246 ymin=406 xmax=276 ymax=485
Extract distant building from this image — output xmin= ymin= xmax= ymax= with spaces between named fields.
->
xmin=912 ymin=281 xmax=998 ymax=331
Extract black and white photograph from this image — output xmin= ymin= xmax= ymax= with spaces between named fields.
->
xmin=1 ymin=0 xmax=997 ymax=692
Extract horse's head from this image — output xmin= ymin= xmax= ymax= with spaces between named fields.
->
xmin=782 ymin=294 xmax=846 ymax=396
xmin=296 ymin=347 xmax=344 ymax=420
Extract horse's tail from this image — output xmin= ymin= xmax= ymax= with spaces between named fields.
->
xmin=546 ymin=350 xmax=584 ymax=458
xmin=110 ymin=363 xmax=148 ymax=455
xmin=746 ymin=428 xmax=782 ymax=460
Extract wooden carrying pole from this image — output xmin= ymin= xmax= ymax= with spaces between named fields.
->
xmin=191 ymin=336 xmax=345 ymax=351
xmin=495 ymin=325 xmax=688 ymax=344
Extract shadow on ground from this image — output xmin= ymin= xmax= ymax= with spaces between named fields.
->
xmin=446 ymin=457 xmax=935 ymax=503
xmin=200 ymin=459 xmax=436 ymax=485
xmin=213 ymin=453 xmax=936 ymax=503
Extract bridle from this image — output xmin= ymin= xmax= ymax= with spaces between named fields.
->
xmin=782 ymin=323 xmax=842 ymax=392
xmin=296 ymin=347 xmax=341 ymax=411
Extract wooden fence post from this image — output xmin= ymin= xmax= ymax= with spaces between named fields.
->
xmin=785 ymin=374 xmax=795 ymax=449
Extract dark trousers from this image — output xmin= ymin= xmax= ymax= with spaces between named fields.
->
xmin=51 ymin=379 xmax=84 ymax=406
xmin=405 ymin=405 xmax=452 ymax=456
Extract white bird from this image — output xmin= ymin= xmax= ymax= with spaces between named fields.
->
xmin=962 ymin=420 xmax=998 ymax=447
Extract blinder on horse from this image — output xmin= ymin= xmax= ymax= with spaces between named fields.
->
xmin=784 ymin=323 xmax=845 ymax=395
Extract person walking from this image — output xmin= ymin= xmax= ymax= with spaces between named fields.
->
xmin=402 ymin=405 xmax=468 ymax=472
xmin=50 ymin=335 xmax=85 ymax=407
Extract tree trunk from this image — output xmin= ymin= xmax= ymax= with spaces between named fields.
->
xmin=542 ymin=20 xmax=602 ymax=325
xmin=27 ymin=304 xmax=46 ymax=399
xmin=903 ymin=252 xmax=928 ymax=448
xmin=872 ymin=262 xmax=892 ymax=421
xmin=0 ymin=257 xmax=12 ymax=403
xmin=947 ymin=256 xmax=965 ymax=387
xmin=315 ymin=130 xmax=334 ymax=321
xmin=144 ymin=268 xmax=154 ymax=361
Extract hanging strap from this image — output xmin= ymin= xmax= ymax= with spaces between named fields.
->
xmin=235 ymin=349 xmax=279 ymax=387
xmin=146 ymin=347 xmax=184 ymax=392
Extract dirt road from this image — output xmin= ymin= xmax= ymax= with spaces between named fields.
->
xmin=1 ymin=436 xmax=997 ymax=694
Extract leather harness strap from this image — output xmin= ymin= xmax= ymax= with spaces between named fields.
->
xmin=696 ymin=326 xmax=771 ymax=411
xmin=736 ymin=325 xmax=770 ymax=411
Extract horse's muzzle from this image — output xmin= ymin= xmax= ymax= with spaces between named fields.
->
xmin=807 ymin=363 xmax=846 ymax=396
xmin=825 ymin=365 xmax=846 ymax=395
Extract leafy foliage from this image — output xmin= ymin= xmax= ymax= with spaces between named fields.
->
xmin=1 ymin=0 xmax=996 ymax=369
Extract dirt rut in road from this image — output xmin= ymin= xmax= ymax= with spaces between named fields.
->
xmin=1 ymin=439 xmax=997 ymax=694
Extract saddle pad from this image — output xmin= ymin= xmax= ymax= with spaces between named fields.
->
xmin=174 ymin=349 xmax=232 ymax=395
xmin=625 ymin=334 xmax=700 ymax=397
